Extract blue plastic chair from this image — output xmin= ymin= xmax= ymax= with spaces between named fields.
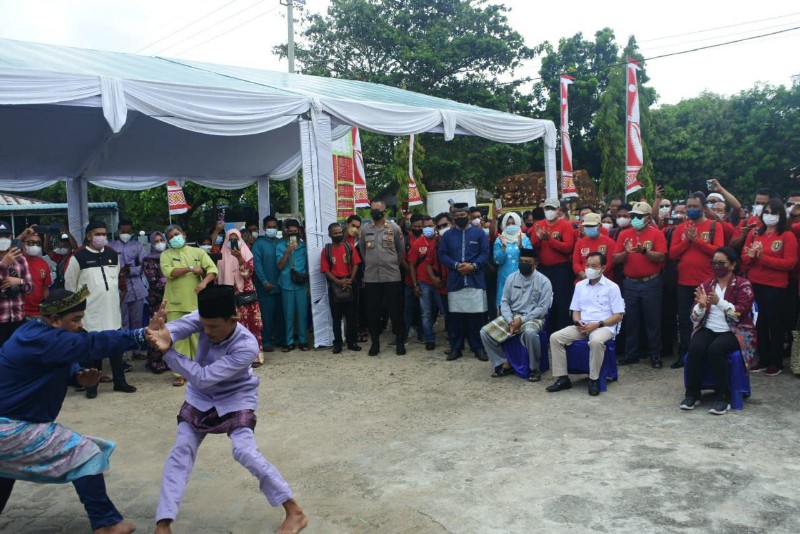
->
xmin=682 ymin=350 xmax=751 ymax=410
xmin=502 ymin=327 xmax=550 ymax=379
xmin=564 ymin=339 xmax=618 ymax=392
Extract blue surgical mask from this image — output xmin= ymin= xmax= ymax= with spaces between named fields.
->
xmin=687 ymin=208 xmax=703 ymax=220
xmin=584 ymin=226 xmax=599 ymax=238
xmin=422 ymin=227 xmax=435 ymax=238
xmin=631 ymin=217 xmax=646 ymax=230
xmin=505 ymin=225 xmax=519 ymax=236
xmin=169 ymin=235 xmax=185 ymax=249
xmin=215 ymin=235 xmax=224 ymax=245
xmin=265 ymin=228 xmax=278 ymax=239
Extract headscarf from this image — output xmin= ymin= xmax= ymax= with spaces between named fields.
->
xmin=501 ymin=212 xmax=523 ymax=243
xmin=217 ymin=228 xmax=254 ymax=292
xmin=146 ymin=231 xmax=166 ymax=260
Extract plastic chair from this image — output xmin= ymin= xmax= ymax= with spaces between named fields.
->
xmin=682 ymin=350 xmax=751 ymax=410
xmin=563 ymin=339 xmax=618 ymax=392
xmin=502 ymin=320 xmax=550 ymax=378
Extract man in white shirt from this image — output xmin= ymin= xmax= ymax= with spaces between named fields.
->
xmin=546 ymin=252 xmax=625 ymax=396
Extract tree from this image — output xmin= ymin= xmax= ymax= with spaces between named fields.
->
xmin=278 ymin=0 xmax=539 ymax=194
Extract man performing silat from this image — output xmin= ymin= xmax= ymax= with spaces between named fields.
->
xmin=0 ymin=287 xmax=151 ymax=533
xmin=148 ymin=285 xmax=307 ymax=534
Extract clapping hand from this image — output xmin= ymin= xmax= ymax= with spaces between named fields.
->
xmin=685 ymin=225 xmax=697 ymax=242
xmin=536 ymin=228 xmax=549 ymax=241
xmin=75 ymin=368 xmax=102 ymax=388
xmin=708 ymin=290 xmax=720 ymax=305
xmin=623 ymin=238 xmax=634 ymax=253
xmin=694 ymin=286 xmax=708 ymax=308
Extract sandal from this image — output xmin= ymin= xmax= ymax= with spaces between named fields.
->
xmin=299 ymin=343 xmax=310 ymax=351
xmin=491 ymin=366 xmax=515 ymax=378
xmin=172 ymin=376 xmax=186 ymax=387
xmin=357 ymin=333 xmax=369 ymax=343
xmin=281 ymin=344 xmax=295 ymax=353
xmin=528 ymin=370 xmax=541 ymax=383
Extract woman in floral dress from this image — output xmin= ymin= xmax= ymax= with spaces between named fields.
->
xmin=143 ymin=231 xmax=169 ymax=373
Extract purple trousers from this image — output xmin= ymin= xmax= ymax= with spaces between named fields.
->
xmin=156 ymin=422 xmax=292 ymax=522
xmin=121 ymin=299 xmax=145 ymax=331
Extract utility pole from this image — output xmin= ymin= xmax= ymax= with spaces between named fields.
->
xmin=283 ymin=0 xmax=304 ymax=214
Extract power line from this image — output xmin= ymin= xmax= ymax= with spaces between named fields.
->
xmin=643 ymin=19 xmax=800 ymax=53
xmin=133 ymin=0 xmax=242 ymax=54
xmin=639 ymin=11 xmax=800 ymax=43
xmin=167 ymin=5 xmax=283 ymax=57
xmin=149 ymin=0 xmax=265 ymax=56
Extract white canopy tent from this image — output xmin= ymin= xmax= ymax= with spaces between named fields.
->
xmin=0 ymin=38 xmax=557 ymax=346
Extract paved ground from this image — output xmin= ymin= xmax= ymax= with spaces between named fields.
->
xmin=2 ymin=335 xmax=800 ymax=533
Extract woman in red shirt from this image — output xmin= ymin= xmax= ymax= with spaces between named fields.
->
xmin=742 ymin=199 xmax=798 ymax=376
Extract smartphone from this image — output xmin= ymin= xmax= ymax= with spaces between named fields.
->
xmin=447 ymin=198 xmax=455 ymax=206
xmin=494 ymin=198 xmax=503 ymax=210
xmin=217 ymin=212 xmax=225 ymax=222
xmin=706 ymin=180 xmax=715 ymax=191
xmin=230 ymin=240 xmax=239 ymax=250
xmin=664 ymin=217 xmax=680 ymax=226
xmin=10 ymin=239 xmax=23 ymax=250
xmin=290 ymin=236 xmax=298 ymax=246
xmin=32 ymin=225 xmax=50 ymax=234
xmin=655 ymin=180 xmax=664 ymax=189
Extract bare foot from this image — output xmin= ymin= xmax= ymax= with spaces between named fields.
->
xmin=277 ymin=499 xmax=307 ymax=534
xmin=93 ymin=520 xmax=136 ymax=534
xmin=154 ymin=519 xmax=172 ymax=534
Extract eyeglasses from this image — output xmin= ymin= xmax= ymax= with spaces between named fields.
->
xmin=659 ymin=204 xmax=671 ymax=208
xmin=24 ymin=240 xmax=41 ymax=246
xmin=631 ymin=214 xmax=645 ymax=220
xmin=710 ymin=261 xmax=729 ymax=267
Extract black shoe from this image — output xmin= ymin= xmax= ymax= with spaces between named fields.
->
xmin=680 ymin=396 xmax=700 ymax=410
xmin=395 ymin=337 xmax=406 ymax=355
xmin=588 ymin=379 xmax=600 ymax=396
xmin=85 ymin=386 xmax=97 ymax=399
xmin=546 ymin=376 xmax=572 ymax=392
xmin=446 ymin=350 xmax=463 ymax=361
xmin=113 ymin=383 xmax=137 ymax=393
xmin=474 ymin=349 xmax=488 ymax=362
xmin=651 ymin=359 xmax=663 ymax=369
xmin=617 ymin=356 xmax=640 ymax=366
xmin=369 ymin=341 xmax=381 ymax=356
xmin=708 ymin=401 xmax=730 ymax=415
xmin=332 ymin=343 xmax=342 ymax=354
xmin=670 ymin=358 xmax=684 ymax=369
xmin=425 ymin=342 xmax=436 ymax=351
xmin=347 ymin=342 xmax=362 ymax=352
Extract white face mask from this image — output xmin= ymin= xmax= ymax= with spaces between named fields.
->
xmin=752 ymin=204 xmax=764 ymax=217
xmin=119 ymin=233 xmax=132 ymax=243
xmin=658 ymin=207 xmax=670 ymax=216
xmin=544 ymin=209 xmax=558 ymax=221
xmin=585 ymin=267 xmax=601 ymax=280
xmin=200 ymin=244 xmax=212 ymax=252
xmin=616 ymin=217 xmax=631 ymax=228
xmin=153 ymin=242 xmax=167 ymax=252
xmin=438 ymin=227 xmax=450 ymax=237
xmin=762 ymin=214 xmax=780 ymax=226
xmin=0 ymin=238 xmax=11 ymax=251
xmin=54 ymin=247 xmax=69 ymax=255
xmin=787 ymin=207 xmax=794 ymax=217
xmin=25 ymin=245 xmax=42 ymax=257
xmin=602 ymin=223 xmax=613 ymax=232
xmin=470 ymin=218 xmax=482 ymax=227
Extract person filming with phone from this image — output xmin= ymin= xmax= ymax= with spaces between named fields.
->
xmin=0 ymin=220 xmax=32 ymax=347
xmin=276 ymin=219 xmax=310 ymax=352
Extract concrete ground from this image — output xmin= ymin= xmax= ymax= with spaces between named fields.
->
xmin=2 ymin=336 xmax=800 ymax=534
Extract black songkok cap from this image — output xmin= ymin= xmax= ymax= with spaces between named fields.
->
xmin=197 ymin=285 xmax=237 ymax=319
xmin=40 ymin=286 xmax=90 ymax=315
xmin=519 ymin=248 xmax=538 ymax=259
xmin=85 ymin=219 xmax=107 ymax=235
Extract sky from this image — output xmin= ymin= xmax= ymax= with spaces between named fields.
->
xmin=0 ymin=0 xmax=798 ymax=107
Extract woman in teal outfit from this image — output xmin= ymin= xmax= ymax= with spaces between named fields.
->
xmin=275 ymin=219 xmax=310 ymax=351
xmin=493 ymin=212 xmax=533 ymax=310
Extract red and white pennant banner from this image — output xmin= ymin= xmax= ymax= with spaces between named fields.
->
xmin=352 ymin=128 xmax=370 ymax=208
xmin=167 ymin=180 xmax=190 ymax=215
xmin=625 ymin=58 xmax=644 ymax=197
xmin=407 ymin=134 xmax=423 ymax=206
xmin=559 ymin=75 xmax=578 ymax=199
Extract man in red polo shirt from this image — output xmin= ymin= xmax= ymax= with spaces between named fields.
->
xmin=668 ymin=191 xmax=725 ymax=368
xmin=613 ymin=202 xmax=667 ymax=367
xmin=408 ymin=216 xmax=443 ymax=350
xmin=321 ymin=222 xmax=362 ymax=354
xmin=528 ymin=197 xmax=576 ymax=332
xmin=573 ymin=213 xmax=616 ymax=282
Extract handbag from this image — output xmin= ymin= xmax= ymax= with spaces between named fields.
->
xmin=235 ymin=290 xmax=257 ymax=307
xmin=289 ymin=251 xmax=309 ymax=285
xmin=331 ymin=280 xmax=353 ymax=303
xmin=324 ymin=243 xmax=354 ymax=302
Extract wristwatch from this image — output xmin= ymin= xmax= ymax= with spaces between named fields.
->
xmin=598 ymin=320 xmax=606 ymax=328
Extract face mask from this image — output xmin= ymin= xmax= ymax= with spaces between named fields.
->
xmin=787 ymin=207 xmax=794 ymax=217
xmin=0 ymin=238 xmax=10 ymax=251
xmin=331 ymin=235 xmax=344 ymax=244
xmin=525 ymin=222 xmax=533 ymax=228
xmin=631 ymin=217 xmax=646 ymax=230
xmin=713 ymin=266 xmax=731 ymax=278
xmin=371 ymin=209 xmax=384 ymax=221
xmin=25 ymin=245 xmax=42 ymax=257
xmin=687 ymin=208 xmax=703 ymax=220
xmin=659 ymin=207 xmax=670 ymax=216
xmin=347 ymin=226 xmax=359 ymax=237
xmin=483 ymin=228 xmax=490 ymax=236
xmin=454 ymin=217 xmax=469 ymax=228
xmin=602 ymin=223 xmax=613 ymax=232
xmin=92 ymin=235 xmax=108 ymax=249
xmin=265 ymin=228 xmax=278 ymax=239
xmin=422 ymin=227 xmax=435 ymax=238
xmin=585 ymin=267 xmax=601 ymax=280
xmin=518 ymin=263 xmax=533 ymax=276
xmin=154 ymin=242 xmax=167 ymax=252
xmin=544 ymin=209 xmax=558 ymax=221
xmin=584 ymin=226 xmax=599 ymax=238
xmin=169 ymin=235 xmax=185 ymax=249
xmin=616 ymin=217 xmax=630 ymax=228
xmin=215 ymin=235 xmax=223 ymax=245
xmin=200 ymin=245 xmax=212 ymax=252
xmin=119 ymin=233 xmax=131 ymax=243
xmin=54 ymin=247 xmax=69 ymax=255
xmin=752 ymin=204 xmax=764 ymax=216
xmin=438 ymin=227 xmax=450 ymax=237
xmin=762 ymin=214 xmax=780 ymax=226
xmin=470 ymin=218 xmax=482 ymax=227
xmin=505 ymin=225 xmax=519 ymax=236
xmin=411 ymin=228 xmax=423 ymax=237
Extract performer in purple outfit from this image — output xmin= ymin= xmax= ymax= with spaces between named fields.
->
xmin=148 ymin=285 xmax=307 ymax=534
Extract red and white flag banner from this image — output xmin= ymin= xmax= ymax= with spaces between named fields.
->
xmin=407 ymin=134 xmax=423 ymax=206
xmin=625 ymin=59 xmax=644 ymax=197
xmin=559 ymin=75 xmax=578 ymax=199
xmin=352 ymin=128 xmax=370 ymax=208
xmin=167 ymin=180 xmax=190 ymax=215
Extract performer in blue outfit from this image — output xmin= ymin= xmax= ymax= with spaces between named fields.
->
xmin=0 ymin=286 xmax=148 ymax=533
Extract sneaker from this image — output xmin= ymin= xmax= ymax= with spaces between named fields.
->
xmin=708 ymin=401 xmax=730 ymax=415
xmin=750 ymin=363 xmax=766 ymax=372
xmin=680 ymin=396 xmax=700 ymax=410
xmin=764 ymin=366 xmax=783 ymax=377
